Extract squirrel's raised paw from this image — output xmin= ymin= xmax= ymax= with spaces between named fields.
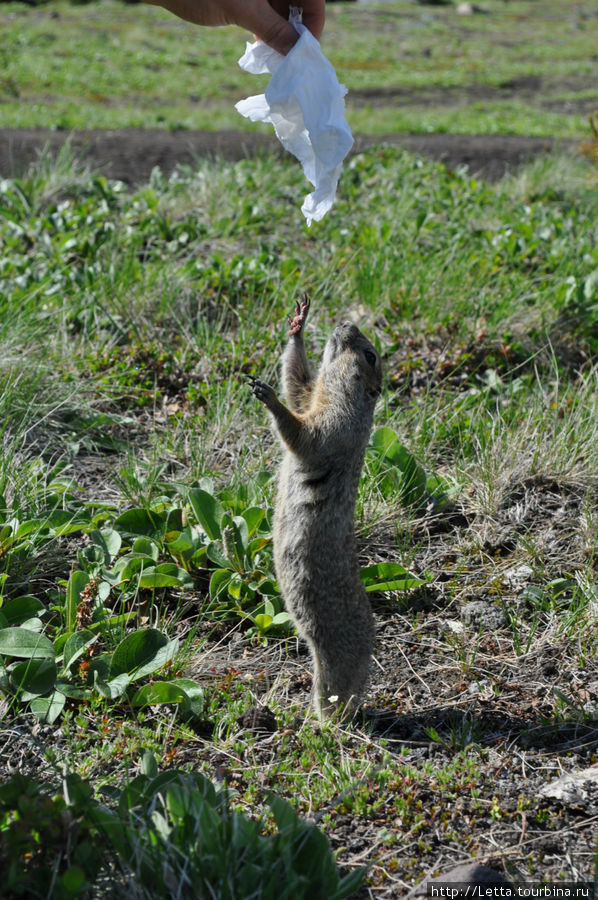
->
xmin=245 ymin=375 xmax=276 ymax=407
xmin=288 ymin=293 xmax=311 ymax=336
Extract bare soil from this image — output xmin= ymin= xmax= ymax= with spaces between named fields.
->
xmin=350 ymin=73 xmax=597 ymax=116
xmin=0 ymin=127 xmax=579 ymax=185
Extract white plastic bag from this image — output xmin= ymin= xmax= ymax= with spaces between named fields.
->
xmin=235 ymin=11 xmax=353 ymax=225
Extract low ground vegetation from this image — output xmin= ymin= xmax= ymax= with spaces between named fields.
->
xmin=1 ymin=139 xmax=598 ymax=894
xmin=0 ymin=0 xmax=596 ymax=136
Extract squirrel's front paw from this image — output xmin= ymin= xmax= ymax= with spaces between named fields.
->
xmin=288 ymin=293 xmax=310 ymax=336
xmin=245 ymin=375 xmax=276 ymax=408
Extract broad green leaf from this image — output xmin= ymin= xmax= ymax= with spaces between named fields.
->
xmin=331 ymin=866 xmax=368 ymax=900
xmin=174 ymin=678 xmax=204 ymax=716
xmin=370 ymin=427 xmax=428 ymax=507
xmin=30 ymin=690 xmax=66 ymax=724
xmin=62 ymin=629 xmax=97 ymax=670
xmin=137 ymin=568 xmax=182 ymax=589
xmin=232 ymin=515 xmax=250 ymax=552
xmin=54 ymin=680 xmax=93 ymax=700
xmin=59 ymin=866 xmax=87 ymax=895
xmin=66 ymin=571 xmax=89 ymax=632
xmin=269 ymin=794 xmax=299 ymax=831
xmin=2 ymin=595 xmax=45 ymax=626
xmin=10 ymin=658 xmax=57 ymax=696
xmin=242 ymin=506 xmax=266 ymax=537
xmin=188 ymin=488 xmax=223 ymax=541
xmin=140 ymin=750 xmax=158 ymax=778
xmin=117 ymin=556 xmax=153 ymax=581
xmin=0 ymin=524 xmax=14 ymax=547
xmin=91 ymin=528 xmax=122 ymax=564
xmin=209 ymin=568 xmax=231 ymax=599
xmin=138 ymin=564 xmax=193 ymax=589
xmin=154 ymin=563 xmax=193 ymax=584
xmin=18 ymin=618 xmax=43 ymax=633
xmin=166 ymin=531 xmax=194 ymax=555
xmin=258 ymin=579 xmax=279 ymax=596
xmin=132 ymin=537 xmax=159 ymax=560
xmin=16 ymin=519 xmax=48 ymax=539
xmin=206 ymin=542 xmax=230 ymax=569
xmin=95 ymin=673 xmax=130 ymax=700
xmin=360 ymin=562 xmax=426 ymax=593
xmin=263 ymin=598 xmax=275 ymax=617
xmin=0 ymin=627 xmax=55 ymax=659
xmin=114 ymin=508 xmax=166 ymax=538
xmin=370 ymin=426 xmax=400 ymax=458
xmin=425 ymin=473 xmax=454 ymax=502
xmin=227 ymin=572 xmax=245 ymax=600
xmin=131 ymin=681 xmax=188 ymax=708
xmin=109 ymin=629 xmax=178 ymax=681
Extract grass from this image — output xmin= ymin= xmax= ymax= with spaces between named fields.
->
xmin=0 ymin=0 xmax=595 ymax=136
xmin=1 ymin=134 xmax=598 ymax=893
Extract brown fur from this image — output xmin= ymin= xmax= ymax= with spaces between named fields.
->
xmin=247 ymin=297 xmax=382 ymax=719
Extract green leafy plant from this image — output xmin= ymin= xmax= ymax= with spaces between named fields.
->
xmin=0 ymin=758 xmax=365 ymax=900
xmin=0 ymin=504 xmax=204 ymax=723
xmin=580 ymin=110 xmax=598 ymax=172
xmin=369 ymin=427 xmax=453 ymax=510
xmin=360 ymin=562 xmax=428 ymax=594
xmin=0 ymin=772 xmax=105 ymax=900
xmin=556 ymin=268 xmax=598 ymax=353
xmin=0 ymin=480 xmax=88 ymax=601
xmin=105 ymin=754 xmax=365 ymax=900
xmin=188 ymin=480 xmax=287 ymax=627
xmin=0 ymin=619 xmax=203 ymax=724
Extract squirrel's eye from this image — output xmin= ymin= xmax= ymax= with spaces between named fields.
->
xmin=364 ymin=349 xmax=377 ymax=367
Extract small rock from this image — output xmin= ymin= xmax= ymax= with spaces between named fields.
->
xmin=539 ymin=766 xmax=598 ymax=808
xmin=503 ymin=564 xmax=534 ymax=587
xmin=461 ymin=600 xmax=506 ymax=629
xmin=407 ymin=863 xmax=511 ymax=897
xmin=456 ymin=2 xmax=489 ymax=13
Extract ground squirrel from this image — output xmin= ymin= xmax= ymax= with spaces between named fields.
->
xmin=247 ymin=297 xmax=382 ymax=718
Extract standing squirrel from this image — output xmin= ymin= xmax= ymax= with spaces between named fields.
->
xmin=247 ymin=297 xmax=382 ymax=719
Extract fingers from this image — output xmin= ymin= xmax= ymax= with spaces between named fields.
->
xmin=251 ymin=0 xmax=326 ymax=53
xmin=239 ymin=0 xmax=300 ymax=55
xmin=144 ymin=0 xmax=325 ymax=53
xmin=268 ymin=0 xmax=325 ymax=40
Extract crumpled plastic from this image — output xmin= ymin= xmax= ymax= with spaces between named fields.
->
xmin=235 ymin=11 xmax=353 ymax=226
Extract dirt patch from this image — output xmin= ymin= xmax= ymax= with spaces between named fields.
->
xmin=349 ymin=73 xmax=597 ymax=117
xmin=0 ymin=127 xmax=579 ymax=185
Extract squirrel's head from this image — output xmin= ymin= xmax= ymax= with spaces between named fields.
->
xmin=321 ymin=322 xmax=382 ymax=406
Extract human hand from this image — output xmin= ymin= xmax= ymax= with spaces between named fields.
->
xmin=143 ymin=0 xmax=325 ymax=55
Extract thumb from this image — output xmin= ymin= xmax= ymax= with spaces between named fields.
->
xmin=245 ymin=4 xmax=300 ymax=55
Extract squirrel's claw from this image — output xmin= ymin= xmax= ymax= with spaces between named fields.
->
xmin=245 ymin=374 xmax=275 ymax=407
xmin=288 ymin=293 xmax=311 ymax=336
